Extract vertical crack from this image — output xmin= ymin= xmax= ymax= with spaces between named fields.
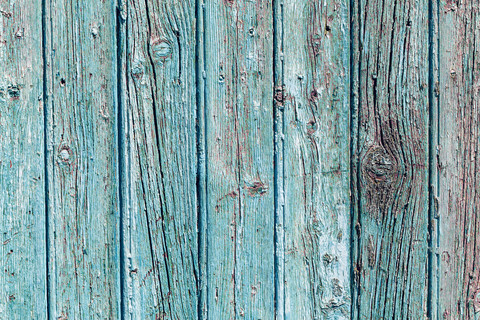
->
xmin=116 ymin=1 xmax=126 ymax=318
xmin=195 ymin=0 xmax=208 ymax=318
xmin=427 ymin=0 xmax=438 ymax=318
xmin=350 ymin=0 xmax=363 ymax=318
xmin=273 ymin=0 xmax=285 ymax=318
xmin=349 ymin=0 xmax=355 ymax=317
xmin=41 ymin=0 xmax=51 ymax=318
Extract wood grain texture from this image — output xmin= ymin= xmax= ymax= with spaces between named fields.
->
xmin=44 ymin=0 xmax=119 ymax=318
xmin=351 ymin=0 xmax=431 ymax=318
xmin=204 ymin=0 xmax=275 ymax=318
xmin=281 ymin=0 xmax=351 ymax=318
xmin=0 ymin=0 xmax=46 ymax=318
xmin=7 ymin=0 xmax=480 ymax=318
xmin=121 ymin=0 xmax=198 ymax=319
xmin=437 ymin=1 xmax=480 ymax=319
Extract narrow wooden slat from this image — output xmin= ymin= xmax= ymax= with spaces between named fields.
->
xmin=44 ymin=0 xmax=119 ymax=318
xmin=281 ymin=0 xmax=351 ymax=318
xmin=196 ymin=0 xmax=208 ymax=317
xmin=204 ymin=0 xmax=275 ymax=318
xmin=0 ymin=0 xmax=46 ymax=317
xmin=437 ymin=1 xmax=480 ymax=319
xmin=351 ymin=0 xmax=430 ymax=318
xmin=121 ymin=0 xmax=198 ymax=318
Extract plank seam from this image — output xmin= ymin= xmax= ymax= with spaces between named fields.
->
xmin=195 ymin=0 xmax=208 ymax=318
xmin=115 ymin=2 xmax=126 ymax=319
xmin=348 ymin=0 xmax=356 ymax=318
xmin=41 ymin=0 xmax=51 ymax=317
xmin=350 ymin=0 xmax=363 ymax=318
xmin=435 ymin=1 xmax=440 ymax=318
xmin=427 ymin=0 xmax=440 ymax=318
xmin=273 ymin=0 xmax=285 ymax=318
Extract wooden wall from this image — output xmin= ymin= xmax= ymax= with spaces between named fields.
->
xmin=0 ymin=0 xmax=478 ymax=319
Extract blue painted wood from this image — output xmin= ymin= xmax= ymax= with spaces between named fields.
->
xmin=3 ymin=0 xmax=480 ymax=319
xmin=351 ymin=0 xmax=431 ymax=318
xmin=203 ymin=0 xmax=275 ymax=318
xmin=120 ymin=0 xmax=199 ymax=319
xmin=0 ymin=0 xmax=47 ymax=318
xmin=44 ymin=0 xmax=120 ymax=318
xmin=281 ymin=0 xmax=351 ymax=318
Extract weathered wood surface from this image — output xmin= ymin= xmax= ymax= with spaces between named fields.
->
xmin=203 ymin=0 xmax=275 ymax=318
xmin=437 ymin=1 xmax=480 ymax=319
xmin=44 ymin=0 xmax=119 ymax=318
xmin=351 ymin=0 xmax=431 ymax=319
xmin=0 ymin=0 xmax=46 ymax=318
xmin=3 ymin=0 xmax=480 ymax=319
xmin=120 ymin=0 xmax=198 ymax=318
xmin=282 ymin=0 xmax=351 ymax=318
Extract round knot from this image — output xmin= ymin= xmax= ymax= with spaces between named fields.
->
xmin=58 ymin=145 xmax=74 ymax=165
xmin=362 ymin=145 xmax=397 ymax=184
xmin=131 ymin=59 xmax=145 ymax=79
xmin=152 ymin=40 xmax=172 ymax=62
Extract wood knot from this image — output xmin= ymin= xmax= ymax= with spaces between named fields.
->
xmin=306 ymin=119 xmax=317 ymax=135
xmin=274 ymin=85 xmax=285 ymax=109
xmin=361 ymin=145 xmax=399 ymax=216
xmin=152 ymin=40 xmax=172 ymax=62
xmin=131 ymin=59 xmax=145 ymax=79
xmin=91 ymin=27 xmax=99 ymax=38
xmin=57 ymin=145 xmax=74 ymax=165
xmin=244 ymin=180 xmax=268 ymax=197
xmin=7 ymin=85 xmax=20 ymax=100
xmin=362 ymin=145 xmax=397 ymax=184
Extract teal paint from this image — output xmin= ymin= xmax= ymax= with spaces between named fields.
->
xmin=0 ymin=0 xmax=478 ymax=319
xmin=44 ymin=0 xmax=120 ymax=318
xmin=121 ymin=0 xmax=198 ymax=319
xmin=282 ymin=0 xmax=351 ymax=318
xmin=203 ymin=1 xmax=275 ymax=319
xmin=351 ymin=0 xmax=430 ymax=318
xmin=0 ymin=0 xmax=47 ymax=318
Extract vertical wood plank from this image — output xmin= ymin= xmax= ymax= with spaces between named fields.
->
xmin=121 ymin=0 xmax=198 ymax=319
xmin=0 ymin=0 xmax=46 ymax=317
xmin=204 ymin=0 xmax=275 ymax=318
xmin=44 ymin=0 xmax=119 ymax=318
xmin=437 ymin=1 xmax=480 ymax=319
xmin=351 ymin=0 xmax=431 ymax=318
xmin=281 ymin=0 xmax=351 ymax=318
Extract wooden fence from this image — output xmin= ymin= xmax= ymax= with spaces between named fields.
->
xmin=0 ymin=0 xmax=477 ymax=319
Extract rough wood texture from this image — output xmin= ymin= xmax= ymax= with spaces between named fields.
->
xmin=121 ymin=0 xmax=198 ymax=319
xmin=44 ymin=0 xmax=119 ymax=318
xmin=351 ymin=0 xmax=431 ymax=318
xmin=0 ymin=0 xmax=46 ymax=318
xmin=204 ymin=0 xmax=275 ymax=318
xmin=281 ymin=0 xmax=351 ymax=318
xmin=5 ymin=0 xmax=480 ymax=318
xmin=437 ymin=1 xmax=480 ymax=319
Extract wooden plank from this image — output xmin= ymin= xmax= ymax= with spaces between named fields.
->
xmin=281 ymin=0 xmax=351 ymax=318
xmin=437 ymin=1 xmax=480 ymax=319
xmin=121 ymin=0 xmax=198 ymax=319
xmin=0 ymin=0 xmax=46 ymax=318
xmin=351 ymin=0 xmax=431 ymax=318
xmin=44 ymin=0 xmax=119 ymax=318
xmin=204 ymin=0 xmax=275 ymax=318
